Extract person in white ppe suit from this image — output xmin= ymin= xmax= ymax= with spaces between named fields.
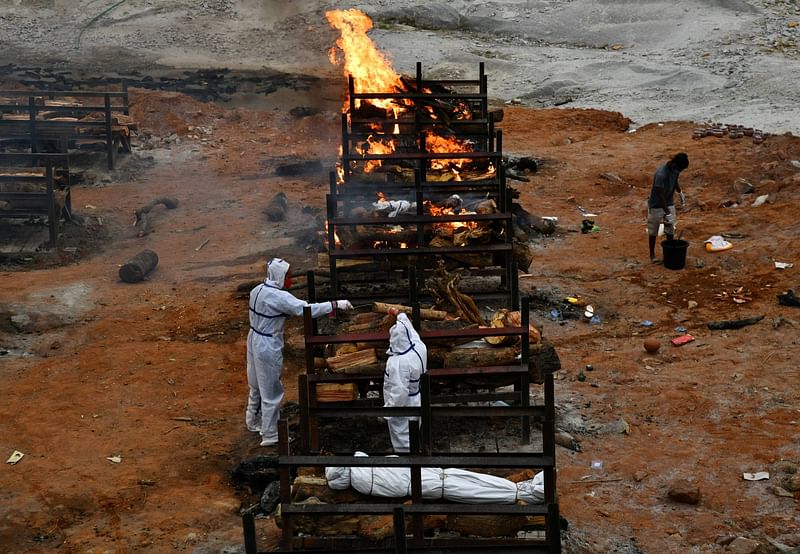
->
xmin=246 ymin=258 xmax=353 ymax=446
xmin=383 ymin=308 xmax=427 ymax=453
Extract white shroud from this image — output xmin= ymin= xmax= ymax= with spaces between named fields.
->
xmin=325 ymin=452 xmax=544 ymax=504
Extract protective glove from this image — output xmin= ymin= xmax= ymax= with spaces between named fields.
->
xmin=336 ymin=300 xmax=354 ymax=311
xmin=679 ymin=192 xmax=686 ymax=209
xmin=664 ymin=212 xmax=677 ymax=226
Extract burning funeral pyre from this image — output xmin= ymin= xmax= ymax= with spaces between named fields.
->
xmin=244 ymin=9 xmax=562 ymax=554
xmin=319 ymin=9 xmax=546 ymax=300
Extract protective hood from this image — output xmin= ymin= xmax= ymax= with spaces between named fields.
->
xmin=387 ymin=313 xmax=421 ymax=356
xmin=266 ymin=258 xmax=290 ymax=288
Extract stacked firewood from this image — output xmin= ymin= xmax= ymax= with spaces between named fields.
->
xmin=314 ymin=267 xmax=547 ymax=383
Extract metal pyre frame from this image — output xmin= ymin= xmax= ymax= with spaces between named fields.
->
xmin=242 ymin=64 xmax=561 ymax=553
xmin=325 ymin=62 xmax=517 ymax=307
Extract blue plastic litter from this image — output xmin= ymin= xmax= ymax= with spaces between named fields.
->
xmin=589 ymin=315 xmax=603 ymax=325
xmin=674 ymin=325 xmax=687 ymax=333
xmin=640 ymin=320 xmax=654 ymax=327
xmin=549 ymin=309 xmax=561 ymax=321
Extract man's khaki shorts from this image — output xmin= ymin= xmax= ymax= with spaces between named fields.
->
xmin=647 ymin=206 xmax=676 ymax=236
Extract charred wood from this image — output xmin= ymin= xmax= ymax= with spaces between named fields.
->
xmin=512 ymin=202 xmax=556 ymax=236
xmin=264 ymin=191 xmax=288 ymax=221
xmin=274 ymin=160 xmax=322 ymax=177
xmin=707 ymin=314 xmax=764 ymax=330
xmin=777 ymin=290 xmax=800 ymax=307
xmin=134 ymin=197 xmax=178 ymax=237
xmin=528 ymin=340 xmax=562 ymax=384
xmin=118 ymin=249 xmax=158 ymax=283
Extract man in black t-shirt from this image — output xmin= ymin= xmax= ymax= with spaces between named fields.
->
xmin=647 ymin=153 xmax=689 ymax=263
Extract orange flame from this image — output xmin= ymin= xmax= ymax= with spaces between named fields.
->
xmin=425 ymin=132 xmax=473 ymax=170
xmin=325 ymin=9 xmax=490 ymax=181
xmin=354 ymin=134 xmax=396 ymax=172
xmin=324 ymin=221 xmax=342 ymax=248
xmin=326 ymin=9 xmax=402 ymax=111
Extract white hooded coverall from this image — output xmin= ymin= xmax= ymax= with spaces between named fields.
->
xmin=383 ymin=312 xmax=428 ymax=453
xmin=246 ymin=259 xmax=335 ymax=443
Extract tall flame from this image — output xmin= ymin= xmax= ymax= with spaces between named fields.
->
xmin=425 ymin=132 xmax=473 ymax=170
xmin=326 ymin=9 xmax=402 ymax=110
xmin=325 ymin=8 xmax=491 ymax=181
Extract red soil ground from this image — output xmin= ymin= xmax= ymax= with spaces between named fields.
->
xmin=1 ymin=88 xmax=799 ymax=553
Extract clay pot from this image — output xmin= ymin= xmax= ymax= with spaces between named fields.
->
xmin=643 ymin=338 xmax=661 ymax=354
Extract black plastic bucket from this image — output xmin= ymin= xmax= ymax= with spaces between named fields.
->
xmin=662 ymin=239 xmax=689 ymax=270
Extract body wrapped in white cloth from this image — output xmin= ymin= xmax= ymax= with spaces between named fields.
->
xmin=325 ymin=452 xmax=544 ymax=504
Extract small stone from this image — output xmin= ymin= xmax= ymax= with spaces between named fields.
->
xmin=634 ymin=470 xmax=649 ymax=482
xmin=727 ymin=536 xmax=760 ymax=554
xmin=667 ymin=479 xmax=701 ymax=504
xmin=687 ymin=300 xmax=698 ymax=309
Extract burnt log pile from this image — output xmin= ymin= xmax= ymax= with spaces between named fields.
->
xmin=133 ymin=196 xmax=178 ymax=236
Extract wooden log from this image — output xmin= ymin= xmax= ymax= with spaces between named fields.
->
xmin=118 ymin=249 xmax=158 ymax=283
xmin=291 ymin=478 xmax=367 ymax=504
xmin=318 ymin=252 xmax=373 ymax=270
xmin=443 ymin=252 xmax=495 ymax=269
xmin=275 ymin=160 xmax=322 ymax=177
xmin=264 ymin=191 xmax=288 ymax=221
xmin=442 ymin=346 xmax=518 ymax=368
xmin=484 ymin=310 xmax=541 ymax=346
xmin=707 ymin=314 xmax=764 ymax=330
xmin=335 ymin=343 xmax=358 ymax=356
xmin=777 ymin=289 xmax=800 ymax=307
xmin=453 ymin=224 xmax=491 ymax=247
xmin=346 ymin=318 xmax=393 ymax=334
xmin=345 ymin=312 xmax=393 ymax=334
xmin=316 ymin=383 xmax=358 ymax=403
xmin=447 ymin=514 xmax=533 ymax=538
xmin=512 ymin=241 xmax=534 ymax=273
xmin=133 ymin=197 xmax=178 ymax=236
xmin=424 ymin=264 xmax=487 ymax=325
xmin=373 ymin=302 xmax=448 ymax=321
xmin=512 ymin=203 xmax=556 ymax=235
xmin=528 ymin=340 xmax=562 ymax=384
xmin=332 ymin=365 xmax=384 ymax=376
xmin=489 ymin=109 xmax=504 ymax=123
xmin=339 ymin=227 xmax=418 ymax=249
xmin=326 ymin=349 xmax=378 ymax=371
xmin=281 ymin=499 xmax=447 ymax=542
